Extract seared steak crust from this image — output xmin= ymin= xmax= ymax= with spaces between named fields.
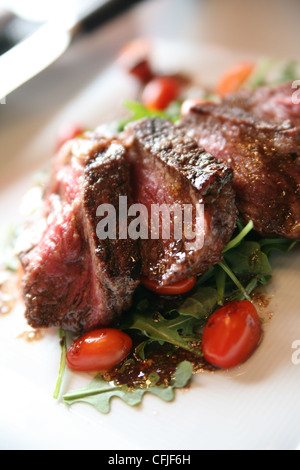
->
xmin=224 ymin=81 xmax=300 ymax=128
xmin=124 ymin=118 xmax=237 ymax=285
xmin=179 ymin=88 xmax=300 ymax=239
xmin=19 ymin=137 xmax=141 ymax=334
xmin=18 ymin=118 xmax=238 ymax=333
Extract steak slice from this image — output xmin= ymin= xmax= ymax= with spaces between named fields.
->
xmin=124 ymin=117 xmax=237 ymax=285
xmin=18 ymin=136 xmax=141 ymax=334
xmin=179 ymin=88 xmax=300 ymax=239
xmin=224 ymin=81 xmax=300 ymax=128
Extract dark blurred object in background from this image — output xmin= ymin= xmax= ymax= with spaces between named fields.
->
xmin=0 ymin=0 xmax=145 ymax=56
xmin=0 ymin=18 xmax=41 ymax=55
xmin=79 ymin=0 xmax=145 ymax=32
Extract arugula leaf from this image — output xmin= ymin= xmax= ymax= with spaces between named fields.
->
xmin=247 ymin=58 xmax=300 ymax=88
xmin=63 ymin=361 xmax=193 ymax=414
xmin=124 ymin=100 xmax=170 ymax=120
xmin=279 ymin=61 xmax=299 ymax=83
xmin=117 ymin=100 xmax=181 ymax=130
xmin=222 ymin=221 xmax=254 ymax=254
xmin=224 ymin=241 xmax=272 ymax=276
xmin=213 ymin=221 xmax=275 ymax=302
xmin=53 ymin=329 xmax=67 ymax=400
xmin=226 ymin=274 xmax=272 ymax=302
xmin=215 ymin=266 xmax=226 ymax=306
xmin=0 ymin=224 xmax=19 ymax=271
xmin=177 ymin=287 xmax=218 ymax=320
xmin=218 ymin=260 xmax=252 ymax=302
xmin=134 ymin=339 xmax=152 ymax=360
xmin=121 ymin=304 xmax=202 ymax=355
xmin=259 ymin=238 xmax=299 ymax=256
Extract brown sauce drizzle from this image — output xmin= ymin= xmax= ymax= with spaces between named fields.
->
xmin=103 ymin=341 xmax=216 ymax=389
xmin=104 ymin=288 xmax=273 ymax=388
xmin=251 ymin=291 xmax=274 ymax=322
xmin=18 ymin=329 xmax=46 ymax=342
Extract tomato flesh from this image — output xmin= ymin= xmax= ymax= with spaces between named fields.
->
xmin=66 ymin=328 xmax=133 ymax=372
xmin=202 ymin=300 xmax=261 ymax=369
xmin=141 ymin=276 xmax=196 ymax=295
xmin=141 ymin=76 xmax=181 ymax=110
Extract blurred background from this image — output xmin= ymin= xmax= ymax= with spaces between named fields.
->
xmin=1 ymin=0 xmax=300 ymax=57
xmin=0 ymin=0 xmax=300 ymax=190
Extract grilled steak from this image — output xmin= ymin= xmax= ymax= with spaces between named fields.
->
xmin=18 ymin=118 xmax=237 ymax=333
xmin=224 ymin=81 xmax=300 ymax=128
xmin=179 ymin=84 xmax=300 ymax=239
xmin=19 ymin=136 xmax=141 ymax=334
xmin=124 ymin=118 xmax=237 ymax=285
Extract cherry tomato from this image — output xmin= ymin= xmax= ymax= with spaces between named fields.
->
xmin=141 ymin=76 xmax=181 ymax=110
xmin=66 ymin=328 xmax=133 ymax=372
xmin=56 ymin=124 xmax=85 ymax=151
xmin=141 ymin=276 xmax=196 ymax=295
xmin=217 ymin=61 xmax=255 ymax=97
xmin=202 ymin=300 xmax=261 ymax=369
xmin=129 ymin=60 xmax=154 ymax=83
xmin=117 ymin=38 xmax=154 ymax=83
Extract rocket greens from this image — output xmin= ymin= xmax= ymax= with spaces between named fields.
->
xmin=58 ymin=220 xmax=297 ymax=413
xmin=63 ymin=360 xmax=193 ymax=415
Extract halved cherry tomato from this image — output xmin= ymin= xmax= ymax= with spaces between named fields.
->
xmin=141 ymin=76 xmax=181 ymax=110
xmin=56 ymin=124 xmax=85 ymax=151
xmin=217 ymin=62 xmax=255 ymax=97
xmin=202 ymin=300 xmax=261 ymax=369
xmin=66 ymin=328 xmax=133 ymax=372
xmin=141 ymin=276 xmax=197 ymax=295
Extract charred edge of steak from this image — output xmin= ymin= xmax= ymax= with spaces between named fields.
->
xmin=123 ymin=118 xmax=237 ymax=285
xmin=124 ymin=117 xmax=234 ymax=191
xmin=83 ymin=142 xmax=141 ymax=283
xmin=19 ymin=138 xmax=141 ymax=334
xmin=179 ymin=101 xmax=300 ymax=239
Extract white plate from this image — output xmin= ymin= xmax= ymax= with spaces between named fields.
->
xmin=0 ymin=38 xmax=300 ymax=451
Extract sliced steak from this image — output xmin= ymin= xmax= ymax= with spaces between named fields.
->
xmin=18 ymin=119 xmax=237 ymax=333
xmin=179 ymin=87 xmax=300 ymax=239
xmin=124 ymin=117 xmax=237 ymax=285
xmin=18 ymin=136 xmax=141 ymax=334
xmin=224 ymin=81 xmax=300 ymax=128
